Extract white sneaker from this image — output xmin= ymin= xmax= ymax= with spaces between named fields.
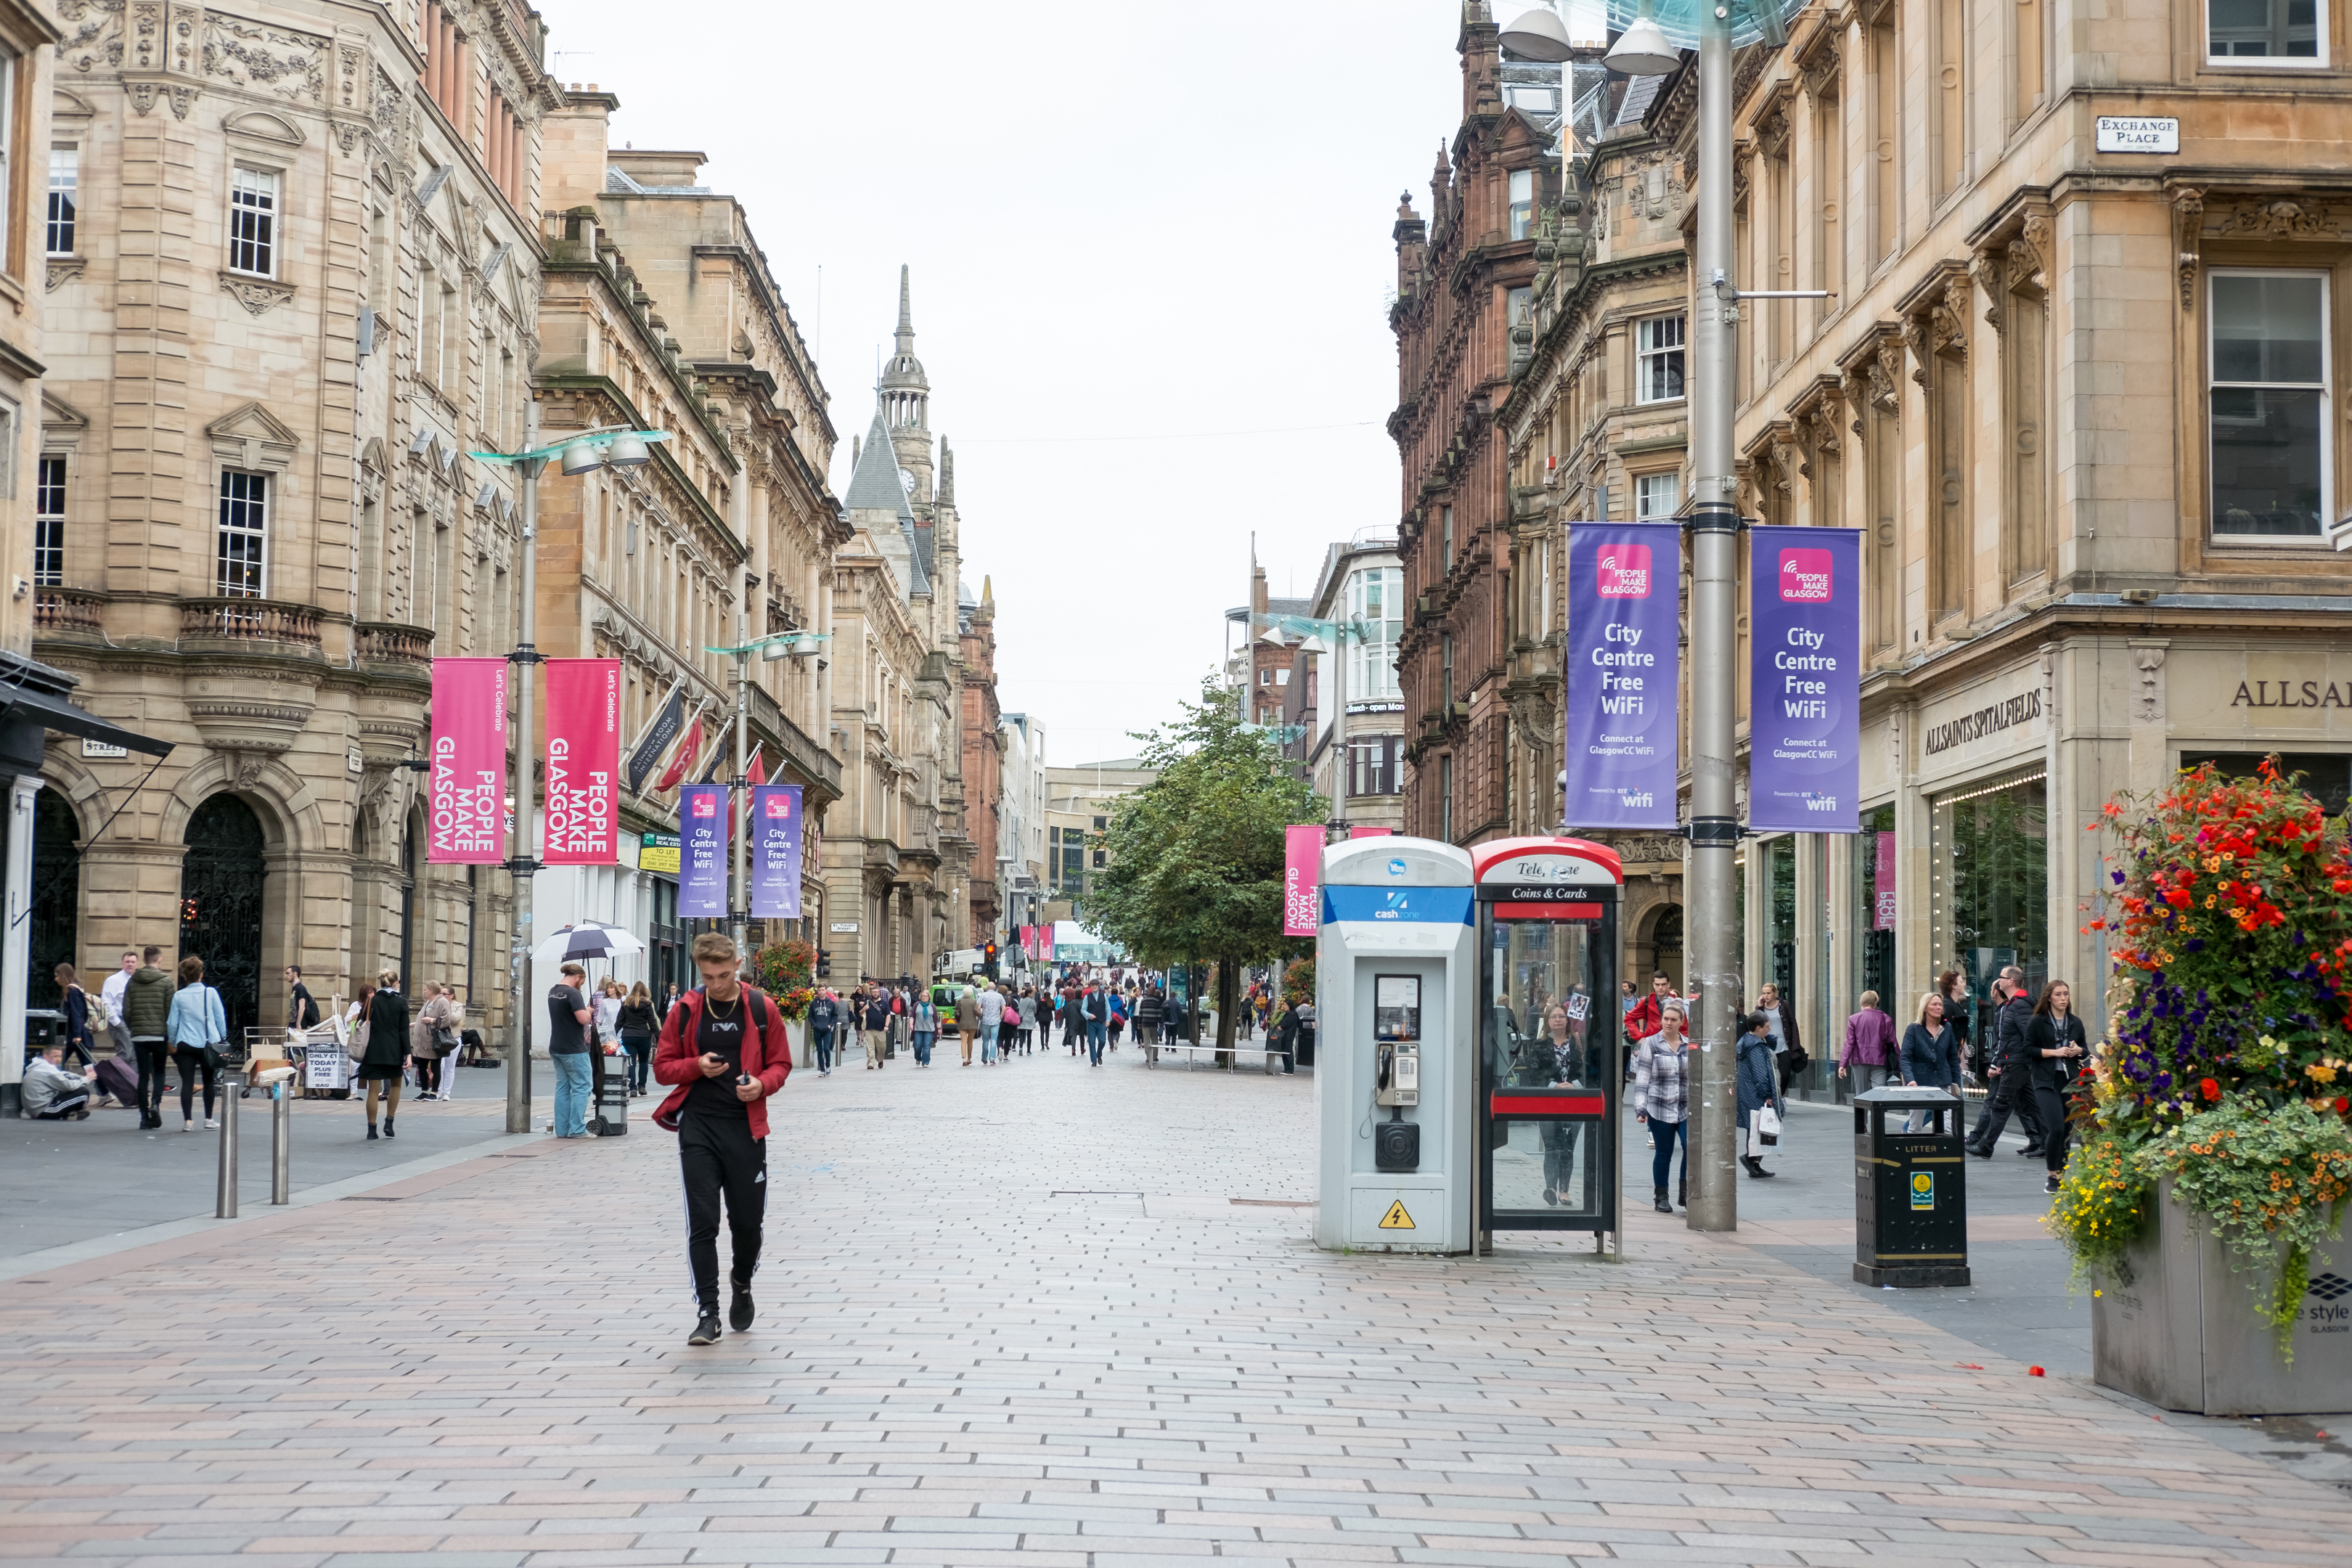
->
xmin=204 ymin=1119 xmax=219 ymax=1130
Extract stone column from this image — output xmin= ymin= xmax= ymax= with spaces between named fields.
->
xmin=0 ymin=775 xmax=42 ymax=1112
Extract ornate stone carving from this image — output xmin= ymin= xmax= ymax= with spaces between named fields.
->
xmin=128 ymin=0 xmax=159 ymax=70
xmin=59 ymin=0 xmax=127 ymax=77
xmin=166 ymin=83 xmax=200 ymax=119
xmin=125 ymin=78 xmax=160 ymax=115
xmin=46 ymin=258 xmax=86 ymax=292
xmin=1970 ymin=250 xmax=2004 ymax=330
xmin=2131 ymin=644 xmax=2167 ymax=725
xmin=203 ymin=15 xmax=328 ymax=104
xmin=219 ymin=270 xmax=297 ymax=316
xmin=2173 ymin=187 xmax=2203 ymax=311
xmin=2212 ymin=197 xmax=2337 ymax=239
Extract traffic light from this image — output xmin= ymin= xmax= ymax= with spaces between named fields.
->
xmin=817 ymin=949 xmax=832 ymax=979
xmin=983 ymin=941 xmax=999 ymax=977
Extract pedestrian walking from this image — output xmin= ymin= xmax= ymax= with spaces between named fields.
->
xmin=2025 ymin=980 xmax=2088 ymax=1193
xmin=1622 ymin=970 xmax=1675 ymax=1048
xmin=1106 ymin=988 xmax=1127 ymax=1051
xmin=124 ymin=946 xmax=172 ymax=1129
xmin=102 ymin=950 xmax=138 ymax=1031
xmin=1736 ymin=1010 xmax=1783 ymax=1179
xmin=618 ymin=981 xmax=659 ymax=1094
xmin=411 ymin=980 xmax=460 ymax=1101
xmin=1900 ymin=991 xmax=1964 ymax=1133
xmin=163 ymin=957 xmax=227 ymax=1132
xmin=1135 ymin=987 xmax=1164 ymax=1059
xmin=1016 ymin=988 xmax=1036 ymax=1054
xmin=547 ymin=961 xmax=594 ymax=1138
xmin=1966 ymin=974 xmax=2047 ymax=1157
xmin=910 ymin=992 xmax=938 ymax=1066
xmin=1755 ymin=981 xmax=1808 ymax=1098
xmin=954 ymin=984 xmax=979 ymax=1066
xmin=649 ymin=931 xmax=791 ymax=1346
xmin=285 ymin=965 xmax=321 ymax=1033
xmin=807 ymin=987 xmax=840 ymax=1075
xmin=53 ymin=963 xmax=94 ymax=1069
xmin=1630 ymin=1001 xmax=1692 ymax=1212
xmin=979 ymin=981 xmax=1005 ymax=1063
xmin=1293 ymin=997 xmax=1316 ymax=1067
xmin=1938 ymin=969 xmax=1974 ymax=1082
xmin=859 ymin=986 xmax=890 ymax=1069
xmin=356 ymin=968 xmax=409 ymax=1139
xmin=1837 ymin=991 xmax=1898 ymax=1093
xmin=1085 ymin=985 xmax=1109 ymax=1062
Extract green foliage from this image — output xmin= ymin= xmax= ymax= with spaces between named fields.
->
xmin=2046 ymin=1127 xmax=2152 ymax=1291
xmin=751 ymin=940 xmax=817 ymax=1024
xmin=2133 ymin=1098 xmax=2352 ymax=1361
xmin=1087 ymin=677 xmax=1326 ymax=973
xmin=1281 ymin=957 xmax=1315 ymax=1007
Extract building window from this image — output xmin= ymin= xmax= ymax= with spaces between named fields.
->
xmin=1441 ymin=504 xmax=1453 ymax=559
xmin=1350 ymin=735 xmax=1402 ymax=797
xmin=1929 ymin=769 xmax=2049 ymax=1011
xmin=216 ymin=470 xmax=268 ymax=597
xmin=2209 ymin=0 xmax=2322 ymax=61
xmin=1637 ymin=314 xmax=1686 ymax=403
xmin=0 ymin=54 xmax=16 ymax=266
xmin=2210 ymin=270 xmax=2328 ymax=538
xmin=1441 ymin=634 xmax=1455 ymax=711
xmin=33 ymin=454 xmax=62 ymax=586
xmin=228 ymin=166 xmax=277 ymax=278
xmin=1635 ymin=471 xmax=1681 ymax=520
xmin=46 ymin=146 xmax=75 ymax=257
xmin=1509 ymin=168 xmax=1534 ymax=240
xmin=1091 ymin=849 xmax=1106 ymax=868
xmin=1092 ymin=815 xmax=1106 ymax=830
xmin=1440 ymin=753 xmax=1455 ymax=841
xmin=1347 ymin=565 xmax=1403 ymax=700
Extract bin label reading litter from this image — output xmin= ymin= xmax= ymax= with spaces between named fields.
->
xmin=1911 ymin=1172 xmax=1935 ymax=1210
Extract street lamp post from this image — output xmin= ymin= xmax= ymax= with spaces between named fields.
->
xmin=703 ymin=628 xmax=830 ymax=965
xmin=472 ymin=416 xmax=668 ymax=1135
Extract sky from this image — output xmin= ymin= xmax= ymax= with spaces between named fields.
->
xmin=541 ymin=0 xmax=1469 ymax=766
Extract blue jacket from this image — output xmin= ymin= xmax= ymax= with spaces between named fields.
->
xmin=166 ymin=984 xmax=226 ymax=1051
xmin=1736 ymin=1032 xmax=1779 ymax=1124
xmin=1901 ymin=1021 xmax=1962 ymax=1088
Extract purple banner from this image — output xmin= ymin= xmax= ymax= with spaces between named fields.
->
xmin=751 ymin=785 xmax=804 ymax=919
xmin=1749 ymin=526 xmax=1862 ymax=833
xmin=679 ymin=784 xmax=728 ymax=918
xmin=1564 ymin=523 xmax=1682 ymax=829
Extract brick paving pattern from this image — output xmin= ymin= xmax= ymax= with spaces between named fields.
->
xmin=4 ymin=1045 xmax=2348 ymax=1566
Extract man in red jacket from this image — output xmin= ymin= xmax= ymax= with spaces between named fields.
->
xmin=1623 ymin=970 xmax=1675 ymax=1046
xmin=653 ymin=931 xmax=793 ymax=1345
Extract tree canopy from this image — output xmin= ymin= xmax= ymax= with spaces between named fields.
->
xmin=1087 ymin=677 xmax=1326 ymax=976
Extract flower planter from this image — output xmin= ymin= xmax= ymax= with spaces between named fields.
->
xmin=787 ymin=1018 xmax=806 ymax=1065
xmin=2092 ymin=1177 xmax=2352 ymax=1415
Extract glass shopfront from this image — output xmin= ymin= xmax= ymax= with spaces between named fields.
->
xmin=1853 ymin=802 xmax=1897 ymax=1017
xmin=1930 ymin=770 xmax=2049 ymax=1015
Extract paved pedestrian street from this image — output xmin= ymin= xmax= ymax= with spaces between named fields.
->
xmin=5 ymin=1047 xmax=2350 ymax=1567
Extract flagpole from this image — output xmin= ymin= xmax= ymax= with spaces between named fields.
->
xmin=506 ymin=401 xmax=544 ymax=1137
xmin=622 ymin=674 xmax=686 ymax=773
xmin=731 ymin=618 xmax=751 ymax=963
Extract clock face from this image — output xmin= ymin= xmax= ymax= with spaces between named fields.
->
xmin=898 ymin=467 xmax=916 ymax=495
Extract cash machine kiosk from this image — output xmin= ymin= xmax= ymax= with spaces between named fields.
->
xmin=1472 ymin=837 xmax=1625 ymax=1251
xmin=1315 ymin=836 xmax=1477 ymax=1254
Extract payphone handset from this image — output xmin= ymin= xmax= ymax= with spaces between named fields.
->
xmin=1373 ymin=973 xmax=1423 ymax=1108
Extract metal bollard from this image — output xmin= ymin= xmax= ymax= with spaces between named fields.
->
xmin=214 ymin=1072 xmax=240 ymax=1218
xmin=271 ymin=1081 xmax=291 ymax=1204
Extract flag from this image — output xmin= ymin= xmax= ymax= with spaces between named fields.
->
xmin=427 ymin=659 xmax=507 ymax=864
xmin=748 ymin=746 xmax=767 ymax=786
xmin=655 ymin=718 xmax=704 ymax=793
xmin=542 ymin=660 xmax=621 ymax=865
xmin=625 ymin=681 xmax=686 ymax=793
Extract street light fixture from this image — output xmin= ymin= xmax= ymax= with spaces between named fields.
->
xmin=469 ymin=418 xmax=671 ymax=1135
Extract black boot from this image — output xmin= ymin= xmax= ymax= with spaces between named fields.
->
xmin=367 ymin=1123 xmax=378 ymax=1140
xmin=1653 ymin=1185 xmax=1673 ymax=1214
xmin=1741 ymin=1153 xmax=1763 ymax=1177
xmin=383 ymin=1115 xmax=395 ymax=1138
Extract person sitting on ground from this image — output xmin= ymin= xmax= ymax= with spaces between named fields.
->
xmin=23 ymin=1043 xmax=96 ymax=1120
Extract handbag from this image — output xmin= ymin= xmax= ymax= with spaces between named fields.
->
xmin=1755 ymin=1103 xmax=1783 ymax=1146
xmin=347 ymin=1019 xmax=370 ymax=1063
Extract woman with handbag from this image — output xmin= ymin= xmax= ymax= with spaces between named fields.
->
xmin=163 ymin=956 xmax=228 ymax=1132
xmin=618 ymin=981 xmax=659 ymax=1094
xmin=356 ymin=969 xmax=409 ymax=1140
xmin=2025 ymin=980 xmax=2089 ymax=1195
xmin=1631 ymin=1001 xmax=1693 ymax=1211
xmin=410 ymin=981 xmax=460 ymax=1101
xmin=1736 ymin=1010 xmax=1784 ymax=1178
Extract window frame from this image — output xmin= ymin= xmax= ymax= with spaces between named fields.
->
xmin=1346 ymin=565 xmax=1404 ymax=701
xmin=227 ymin=163 xmax=280 ymax=279
xmin=1508 ymin=167 xmax=1534 ymax=241
xmin=1635 ymin=470 xmax=1682 ymax=520
xmin=2205 ymin=0 xmax=2326 ymax=66
xmin=45 ymin=144 xmax=75 ymax=258
xmin=2206 ymin=266 xmax=2333 ymax=545
xmin=33 ymin=452 xmax=62 ymax=586
xmin=1636 ymin=313 xmax=1687 ymax=405
xmin=216 ymin=468 xmax=269 ymax=597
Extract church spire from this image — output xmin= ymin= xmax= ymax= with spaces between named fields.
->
xmin=896 ymin=264 xmax=914 ymax=351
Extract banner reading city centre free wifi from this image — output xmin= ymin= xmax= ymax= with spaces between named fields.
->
xmin=542 ymin=660 xmax=621 ymax=864
xmin=1748 ymin=526 xmax=1861 ymax=833
xmin=1564 ymin=523 xmax=1682 ymax=830
xmin=428 ymin=658 xmax=507 ymax=865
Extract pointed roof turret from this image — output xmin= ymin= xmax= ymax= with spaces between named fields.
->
xmin=843 ymin=404 xmax=909 ymax=512
xmin=881 ymin=263 xmax=927 ymax=394
xmin=937 ymin=436 xmax=955 ymax=505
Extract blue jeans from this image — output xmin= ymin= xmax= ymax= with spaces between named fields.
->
xmin=912 ymin=1031 xmax=934 ymax=1066
xmin=622 ymin=1038 xmax=652 ymax=1093
xmin=1648 ymin=1116 xmax=1688 ymax=1191
xmin=1088 ymin=1032 xmax=1106 ymax=1066
xmin=552 ymin=1052 xmax=592 ymax=1138
xmin=1088 ymin=1020 xmax=1107 ymax=1051
xmin=981 ymin=1023 xmax=999 ymax=1063
xmin=813 ymin=1027 xmax=835 ymax=1071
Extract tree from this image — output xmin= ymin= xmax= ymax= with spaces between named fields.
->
xmin=1088 ymin=677 xmax=1325 ymax=1065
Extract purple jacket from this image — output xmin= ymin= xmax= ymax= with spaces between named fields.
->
xmin=1840 ymin=1008 xmax=1898 ymax=1068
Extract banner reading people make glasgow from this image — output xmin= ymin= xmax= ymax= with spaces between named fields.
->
xmin=1564 ymin=523 xmax=1682 ymax=829
xmin=542 ymin=659 xmax=620 ymax=865
xmin=427 ymin=658 xmax=506 ymax=864
xmin=1748 ymin=526 xmax=1862 ymax=833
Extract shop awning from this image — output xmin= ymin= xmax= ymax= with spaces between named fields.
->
xmin=1 ymin=682 xmax=172 ymax=758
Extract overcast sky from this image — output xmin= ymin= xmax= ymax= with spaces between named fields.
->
xmin=545 ymin=0 xmax=1466 ymax=765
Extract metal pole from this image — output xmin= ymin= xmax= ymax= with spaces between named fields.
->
xmin=270 ymin=1080 xmax=290 ymax=1204
xmin=1327 ymin=618 xmax=1347 ymax=829
xmin=1686 ymin=15 xmax=1740 ymax=1233
xmin=732 ymin=631 xmax=750 ymax=960
xmin=214 ymin=1071 xmax=240 ymax=1218
xmin=507 ymin=401 xmax=544 ymax=1137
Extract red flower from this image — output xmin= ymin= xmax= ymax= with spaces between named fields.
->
xmin=2167 ymin=889 xmax=2194 ymax=907
xmin=2200 ymin=1078 xmax=2223 ymax=1102
xmin=2336 ymin=1098 xmax=2349 ymax=1116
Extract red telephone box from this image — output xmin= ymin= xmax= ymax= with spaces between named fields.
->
xmin=1472 ymin=836 xmax=1624 ymax=1241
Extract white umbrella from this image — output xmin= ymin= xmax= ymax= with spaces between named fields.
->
xmin=532 ymin=921 xmax=647 ymax=965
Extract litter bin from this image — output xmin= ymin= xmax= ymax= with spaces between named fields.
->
xmin=593 ymin=1058 xmax=629 ymax=1136
xmin=1853 ymin=1085 xmax=1969 ymax=1287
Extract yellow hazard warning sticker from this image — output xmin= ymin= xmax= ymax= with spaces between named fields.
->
xmin=1379 ymin=1199 xmax=1416 ymax=1230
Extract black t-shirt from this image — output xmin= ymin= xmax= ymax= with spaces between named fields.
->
xmin=685 ymin=989 xmax=752 ymax=1119
xmin=289 ymin=982 xmax=319 ymax=1031
xmin=547 ymin=984 xmax=589 ymax=1054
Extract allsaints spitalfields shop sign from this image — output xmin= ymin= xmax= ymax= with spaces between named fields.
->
xmin=2231 ymin=677 xmax=2352 ymax=709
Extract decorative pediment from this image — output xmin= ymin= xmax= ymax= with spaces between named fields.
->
xmin=1835 ymin=324 xmax=1906 ymax=435
xmin=52 ymin=89 xmax=94 ymax=121
xmin=359 ymin=435 xmax=386 ymax=475
xmin=218 ymin=270 xmax=296 ymax=316
xmin=41 ymin=391 xmax=89 ymax=438
xmin=206 ymin=401 xmax=300 ymax=471
xmin=1897 ymin=260 xmax=1972 ymax=383
xmin=222 ymin=110 xmax=303 ymax=146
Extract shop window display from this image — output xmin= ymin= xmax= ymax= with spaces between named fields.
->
xmin=1930 ymin=771 xmax=2049 ymax=1013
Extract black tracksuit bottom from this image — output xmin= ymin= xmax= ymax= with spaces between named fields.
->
xmin=678 ymin=1111 xmax=766 ymax=1314
xmin=1969 ymin=1063 xmax=2046 ymax=1149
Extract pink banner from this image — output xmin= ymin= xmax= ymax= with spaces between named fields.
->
xmin=543 ymin=659 xmax=621 ymax=865
xmin=1873 ymin=830 xmax=1897 ymax=931
xmin=428 ymin=658 xmax=507 ymax=865
xmin=1348 ymin=826 xmax=1394 ymax=838
xmin=1283 ymin=824 xmax=1323 ymax=936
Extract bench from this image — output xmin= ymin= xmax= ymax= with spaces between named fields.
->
xmin=1144 ymin=1040 xmax=1296 ymax=1074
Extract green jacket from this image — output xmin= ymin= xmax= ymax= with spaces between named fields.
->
xmin=123 ymin=965 xmax=173 ymax=1040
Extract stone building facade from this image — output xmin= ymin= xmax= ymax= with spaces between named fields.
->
xmin=530 ymin=93 xmax=840 ymax=1016
xmin=34 ymin=0 xmax=556 ymax=1043
xmin=1302 ymin=528 xmax=1408 ymax=834
xmin=957 ymin=575 xmax=1000 ymax=947
xmin=1389 ymin=1 xmax=1559 ymax=848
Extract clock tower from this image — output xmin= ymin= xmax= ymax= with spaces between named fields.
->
xmin=880 ymin=264 xmax=934 ymax=505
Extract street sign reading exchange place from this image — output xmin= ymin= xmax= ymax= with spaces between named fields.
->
xmin=2096 ymin=115 xmax=2179 ymax=153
